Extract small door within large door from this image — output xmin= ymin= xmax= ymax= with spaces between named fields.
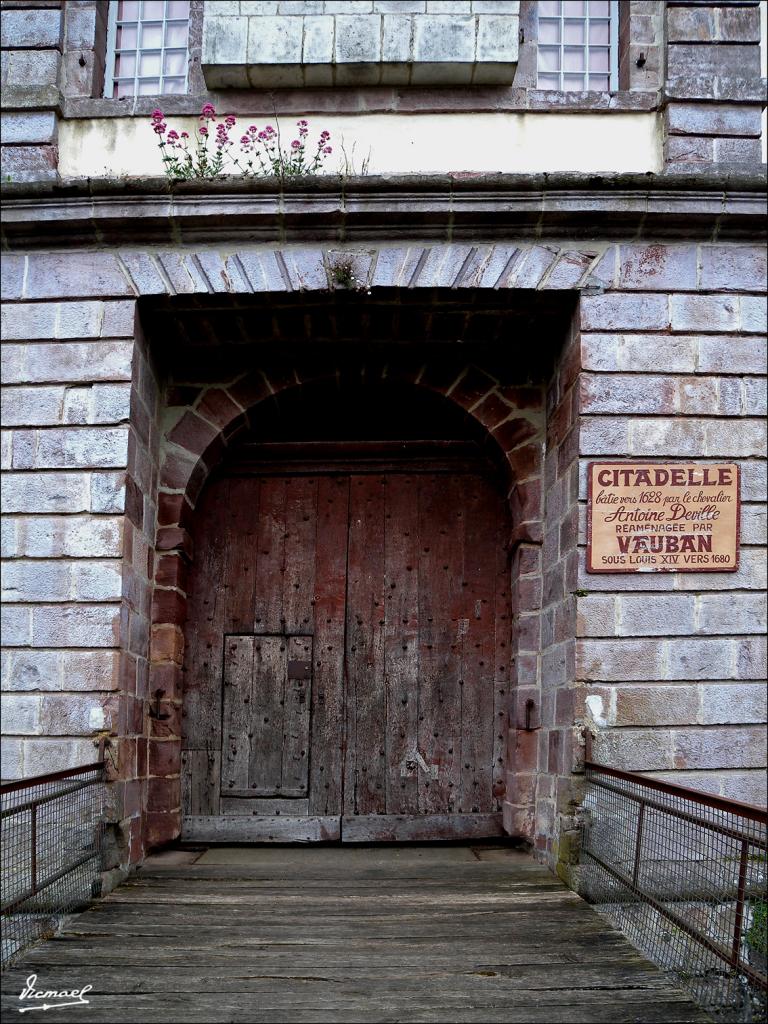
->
xmin=221 ymin=636 xmax=312 ymax=812
xmin=181 ymin=443 xmax=511 ymax=843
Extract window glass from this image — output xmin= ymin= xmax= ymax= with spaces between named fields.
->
xmin=537 ymin=0 xmax=618 ymax=91
xmin=106 ymin=0 xmax=190 ymax=98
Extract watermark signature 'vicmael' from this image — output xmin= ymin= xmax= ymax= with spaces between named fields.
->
xmin=18 ymin=974 xmax=92 ymax=1013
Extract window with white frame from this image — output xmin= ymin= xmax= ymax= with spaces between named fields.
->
xmin=105 ymin=0 xmax=190 ymax=98
xmin=537 ymin=0 xmax=619 ymax=92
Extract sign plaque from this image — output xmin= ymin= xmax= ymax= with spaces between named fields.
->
xmin=587 ymin=463 xmax=740 ymax=573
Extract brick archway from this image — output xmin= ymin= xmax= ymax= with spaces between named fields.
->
xmin=143 ymin=354 xmax=546 ymax=849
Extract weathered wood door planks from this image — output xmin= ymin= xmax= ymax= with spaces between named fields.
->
xmin=181 ymin=450 xmax=511 ymax=842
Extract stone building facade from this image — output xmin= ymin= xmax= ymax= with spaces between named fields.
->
xmin=1 ymin=0 xmax=766 ymax=880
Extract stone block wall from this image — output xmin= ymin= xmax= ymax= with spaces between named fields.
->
xmin=663 ymin=0 xmax=766 ymax=168
xmin=0 ymin=0 xmax=63 ymax=182
xmin=201 ymin=0 xmax=520 ymax=87
xmin=1 ymin=237 xmax=766 ymax=870
xmin=1 ymin=296 xmax=135 ymax=779
xmin=575 ymin=243 xmax=768 ymax=809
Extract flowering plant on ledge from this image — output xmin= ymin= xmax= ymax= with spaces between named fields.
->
xmin=151 ymin=104 xmax=333 ymax=180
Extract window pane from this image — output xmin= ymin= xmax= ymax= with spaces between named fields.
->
xmin=539 ymin=19 xmax=560 ymax=44
xmin=115 ymin=79 xmax=135 ymax=97
xmin=589 ymin=19 xmax=610 ymax=44
xmin=116 ymin=24 xmax=137 ymax=48
xmin=142 ymin=0 xmax=165 ymax=17
xmin=115 ymin=52 xmax=136 ymax=76
xmin=163 ymin=77 xmax=186 ymax=94
xmin=588 ymin=0 xmax=610 ymax=15
xmin=589 ymin=48 xmax=609 ymax=72
xmin=563 ymin=73 xmax=585 ymax=90
xmin=563 ymin=0 xmax=584 ymax=14
xmin=140 ymin=52 xmax=161 ymax=75
xmin=589 ymin=73 xmax=609 ymax=89
xmin=137 ymin=77 xmax=160 ymax=95
xmin=538 ymin=1 xmax=562 ymax=15
xmin=564 ymin=19 xmax=585 ymax=43
xmin=118 ymin=0 xmax=140 ymax=17
xmin=537 ymin=73 xmax=560 ymax=89
xmin=539 ymin=47 xmax=561 ymax=71
xmin=140 ymin=22 xmax=162 ymax=47
xmin=164 ymin=50 xmax=186 ymax=75
xmin=563 ymin=47 xmax=585 ymax=71
xmin=165 ymin=21 xmax=188 ymax=47
xmin=167 ymin=0 xmax=190 ymax=16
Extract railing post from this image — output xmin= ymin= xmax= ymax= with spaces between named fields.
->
xmin=732 ymin=838 xmax=750 ymax=964
xmin=30 ymin=803 xmax=37 ymax=897
xmin=632 ymin=801 xmax=645 ymax=886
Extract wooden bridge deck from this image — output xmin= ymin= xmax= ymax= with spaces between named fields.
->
xmin=1 ymin=845 xmax=709 ymax=1023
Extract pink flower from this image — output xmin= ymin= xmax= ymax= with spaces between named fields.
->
xmin=151 ymin=109 xmax=164 ymax=120
xmin=297 ymin=119 xmax=308 ymax=136
xmin=320 ymin=130 xmax=330 ymax=141
xmin=225 ymin=115 xmax=236 ymax=127
xmin=323 ymin=145 xmax=332 ymax=154
xmin=240 ymin=135 xmax=250 ymax=144
xmin=291 ymin=139 xmax=301 ymax=150
xmin=167 ymin=130 xmax=179 ymax=141
xmin=200 ymin=102 xmax=216 ymax=119
xmin=199 ymin=125 xmax=208 ymax=136
xmin=153 ymin=122 xmax=167 ymax=134
xmin=248 ymin=125 xmax=258 ymax=134
xmin=180 ymin=131 xmax=189 ymax=139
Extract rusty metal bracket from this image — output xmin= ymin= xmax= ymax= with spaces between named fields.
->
xmin=148 ymin=688 xmax=171 ymax=721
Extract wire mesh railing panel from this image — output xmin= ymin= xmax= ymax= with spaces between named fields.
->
xmin=581 ymin=762 xmax=768 ymax=1023
xmin=1 ymin=764 xmax=106 ymax=969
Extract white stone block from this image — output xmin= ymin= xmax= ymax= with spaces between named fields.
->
xmin=334 ymin=14 xmax=382 ymax=62
xmin=248 ymin=14 xmax=303 ymax=63
xmin=382 ymin=13 xmax=412 ymax=62
xmin=302 ymin=15 xmax=334 ymax=63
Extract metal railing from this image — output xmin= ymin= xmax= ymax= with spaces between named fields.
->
xmin=1 ymin=760 xmax=107 ymax=969
xmin=580 ymin=740 xmax=767 ymax=1023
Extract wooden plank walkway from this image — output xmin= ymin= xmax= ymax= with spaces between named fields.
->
xmin=1 ymin=845 xmax=709 ymax=1023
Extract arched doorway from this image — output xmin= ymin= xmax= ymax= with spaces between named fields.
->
xmin=180 ymin=378 xmax=513 ymax=842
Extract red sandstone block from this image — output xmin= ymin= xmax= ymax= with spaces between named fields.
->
xmin=147 ymin=737 xmax=179 ymax=774
xmin=196 ymin=387 xmax=243 ymax=431
xmin=167 ymin=411 xmax=219 ymax=458
xmin=156 ymin=491 xmax=188 ymax=528
xmin=136 ymin=736 xmax=148 ymax=778
xmin=228 ymin=371 xmax=271 ymax=410
xmin=155 ymin=526 xmax=193 ymax=558
xmin=448 ymin=367 xmax=497 ymax=410
xmin=144 ymin=810 xmax=181 ymax=850
xmin=147 ymin=776 xmax=181 ymax=813
xmin=151 ymin=587 xmax=187 ymax=626
xmin=120 ymin=779 xmax=142 ymax=818
xmin=149 ymin=701 xmax=181 ymax=739
xmin=155 ymin=553 xmax=188 ymax=592
xmin=128 ymin=816 xmax=144 ymax=865
xmin=506 ymin=442 xmax=541 ymax=482
xmin=150 ymin=625 xmax=184 ymax=665
xmin=149 ymin=663 xmax=182 ymax=701
xmin=472 ymin=391 xmax=513 ymax=430
xmin=159 ymin=448 xmax=197 ymax=491
xmin=492 ymin=416 xmax=539 ymax=453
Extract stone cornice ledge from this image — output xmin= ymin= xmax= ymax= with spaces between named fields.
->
xmin=1 ymin=172 xmax=766 ymax=248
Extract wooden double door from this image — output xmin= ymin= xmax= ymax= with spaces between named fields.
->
xmin=182 ymin=447 xmax=511 ymax=842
